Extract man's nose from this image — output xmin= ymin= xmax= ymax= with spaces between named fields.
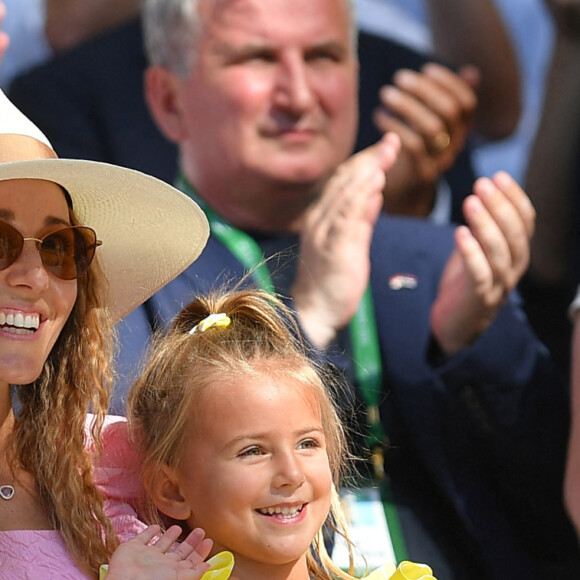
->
xmin=273 ymin=55 xmax=316 ymax=114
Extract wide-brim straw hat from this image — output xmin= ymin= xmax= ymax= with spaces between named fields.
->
xmin=0 ymin=89 xmax=209 ymax=321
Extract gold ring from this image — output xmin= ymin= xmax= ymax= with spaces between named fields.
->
xmin=429 ymin=131 xmax=451 ymax=154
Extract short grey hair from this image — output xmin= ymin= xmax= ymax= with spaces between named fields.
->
xmin=142 ymin=0 xmax=201 ymax=77
xmin=142 ymin=0 xmax=357 ymax=78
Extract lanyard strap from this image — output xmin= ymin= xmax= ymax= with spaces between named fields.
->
xmin=177 ymin=175 xmax=407 ymax=560
xmin=177 ymin=175 xmax=274 ymax=294
xmin=177 ymin=174 xmax=385 ymax=445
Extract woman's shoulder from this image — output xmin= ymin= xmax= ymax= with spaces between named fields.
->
xmin=0 ymin=529 xmax=92 ymax=579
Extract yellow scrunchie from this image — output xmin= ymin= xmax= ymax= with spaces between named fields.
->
xmin=365 ymin=561 xmax=436 ymax=580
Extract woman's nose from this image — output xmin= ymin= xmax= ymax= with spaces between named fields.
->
xmin=4 ymin=240 xmax=50 ymax=291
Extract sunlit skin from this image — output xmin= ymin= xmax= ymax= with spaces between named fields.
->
xmin=157 ymin=371 xmax=333 ymax=580
xmin=149 ymin=0 xmax=359 ymax=233
xmin=0 ymin=179 xmax=77 ymax=393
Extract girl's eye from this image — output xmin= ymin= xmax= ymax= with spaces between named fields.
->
xmin=239 ymin=446 xmax=263 ymax=457
xmin=298 ymin=438 xmax=320 ymax=450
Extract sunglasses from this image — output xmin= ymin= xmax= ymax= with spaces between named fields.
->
xmin=0 ymin=219 xmax=102 ymax=280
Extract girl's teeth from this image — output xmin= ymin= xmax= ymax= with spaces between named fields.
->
xmin=259 ymin=505 xmax=303 ymax=517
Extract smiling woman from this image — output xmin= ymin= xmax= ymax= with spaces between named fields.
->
xmin=0 ymin=87 xmax=211 ymax=578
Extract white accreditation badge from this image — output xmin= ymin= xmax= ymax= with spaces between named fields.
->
xmin=331 ymin=486 xmax=397 ymax=575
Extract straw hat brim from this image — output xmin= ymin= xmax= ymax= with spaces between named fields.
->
xmin=0 ymin=158 xmax=209 ymax=321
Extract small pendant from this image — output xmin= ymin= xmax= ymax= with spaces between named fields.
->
xmin=0 ymin=485 xmax=14 ymax=500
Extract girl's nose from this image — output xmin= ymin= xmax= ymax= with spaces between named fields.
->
xmin=272 ymin=450 xmax=306 ymax=489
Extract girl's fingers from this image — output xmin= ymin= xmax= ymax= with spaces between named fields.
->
xmin=151 ymin=525 xmax=183 ymax=553
xmin=133 ymin=524 xmax=162 ymax=546
xmin=188 ymin=538 xmax=213 ymax=563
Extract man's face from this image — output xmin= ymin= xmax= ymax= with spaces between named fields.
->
xmin=175 ymin=0 xmax=359 ymax=201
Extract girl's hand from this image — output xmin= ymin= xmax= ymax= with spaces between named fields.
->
xmin=105 ymin=525 xmax=213 ymax=580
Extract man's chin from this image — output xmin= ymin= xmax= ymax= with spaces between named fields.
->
xmin=262 ymin=162 xmax=335 ymax=191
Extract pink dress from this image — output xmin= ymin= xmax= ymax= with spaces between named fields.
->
xmin=0 ymin=416 xmax=145 ymax=579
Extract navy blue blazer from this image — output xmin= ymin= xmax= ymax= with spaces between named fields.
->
xmin=116 ymin=214 xmax=579 ymax=579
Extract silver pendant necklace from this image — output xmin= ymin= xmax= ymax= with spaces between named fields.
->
xmin=0 ymin=485 xmax=14 ymax=500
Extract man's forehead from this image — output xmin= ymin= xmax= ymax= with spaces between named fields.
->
xmin=199 ymin=0 xmax=351 ymax=31
xmin=198 ymin=0 xmax=352 ymax=50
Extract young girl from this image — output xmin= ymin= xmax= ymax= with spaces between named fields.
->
xmin=128 ymin=289 xmax=436 ymax=580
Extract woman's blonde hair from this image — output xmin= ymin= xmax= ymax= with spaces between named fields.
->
xmin=7 ymin=211 xmax=118 ymax=574
xmin=129 ymin=287 xmax=361 ymax=579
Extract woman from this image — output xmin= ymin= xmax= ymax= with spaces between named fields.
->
xmin=0 ymin=86 xmax=209 ymax=578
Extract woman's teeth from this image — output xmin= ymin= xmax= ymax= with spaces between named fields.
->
xmin=0 ymin=312 xmax=40 ymax=333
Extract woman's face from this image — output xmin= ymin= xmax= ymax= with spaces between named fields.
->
xmin=0 ymin=179 xmax=77 ymax=387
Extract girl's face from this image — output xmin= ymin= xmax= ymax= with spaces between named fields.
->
xmin=0 ymin=179 xmax=77 ymax=387
xmin=169 ymin=371 xmax=333 ymax=575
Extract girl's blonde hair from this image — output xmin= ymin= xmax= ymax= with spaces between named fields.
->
xmin=129 ymin=287 xmax=360 ymax=579
xmin=7 ymin=211 xmax=118 ymax=574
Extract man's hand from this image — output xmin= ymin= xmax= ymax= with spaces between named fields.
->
xmin=373 ymin=62 xmax=478 ymax=216
xmin=292 ymin=132 xmax=401 ymax=348
xmin=431 ymin=172 xmax=535 ymax=355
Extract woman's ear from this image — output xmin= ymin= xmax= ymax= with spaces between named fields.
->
xmin=147 ymin=465 xmax=192 ymax=521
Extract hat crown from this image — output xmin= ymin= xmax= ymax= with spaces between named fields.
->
xmin=0 ymin=89 xmax=56 ymax=162
xmin=0 ymin=89 xmax=209 ymax=321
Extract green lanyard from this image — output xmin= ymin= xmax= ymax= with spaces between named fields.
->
xmin=177 ymin=175 xmax=407 ymax=561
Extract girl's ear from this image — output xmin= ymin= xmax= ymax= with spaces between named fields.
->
xmin=148 ymin=466 xmax=192 ymax=521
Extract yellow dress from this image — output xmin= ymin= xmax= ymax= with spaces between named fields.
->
xmin=365 ymin=561 xmax=436 ymax=580
xmin=100 ymin=554 xmax=434 ymax=580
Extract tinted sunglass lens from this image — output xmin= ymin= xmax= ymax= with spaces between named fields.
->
xmin=41 ymin=227 xmax=98 ymax=280
xmin=0 ymin=221 xmax=24 ymax=271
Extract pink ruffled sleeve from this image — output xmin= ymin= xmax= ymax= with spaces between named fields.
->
xmin=88 ymin=415 xmax=148 ymax=542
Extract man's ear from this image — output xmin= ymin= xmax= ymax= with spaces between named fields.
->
xmin=145 ymin=66 xmax=188 ymax=144
xmin=148 ymin=465 xmax=192 ymax=521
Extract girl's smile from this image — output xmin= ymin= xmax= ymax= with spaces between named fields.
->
xmin=156 ymin=369 xmax=332 ymax=576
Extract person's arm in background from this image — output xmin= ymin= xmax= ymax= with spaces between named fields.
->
xmin=525 ymin=0 xmax=580 ymax=288
xmin=566 ymin=300 xmax=580 ymax=539
xmin=0 ymin=2 xmax=8 ymax=66
xmin=0 ymin=0 xmax=50 ymax=89
xmin=428 ymin=0 xmax=521 ymax=139
xmin=44 ymin=0 xmax=141 ymax=53
xmin=547 ymin=3 xmax=580 ymax=532
xmin=366 ymin=0 xmax=521 ymax=218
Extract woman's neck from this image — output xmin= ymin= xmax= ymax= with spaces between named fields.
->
xmin=0 ymin=384 xmax=53 ymax=533
xmin=0 ymin=383 xmax=13 ymax=446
